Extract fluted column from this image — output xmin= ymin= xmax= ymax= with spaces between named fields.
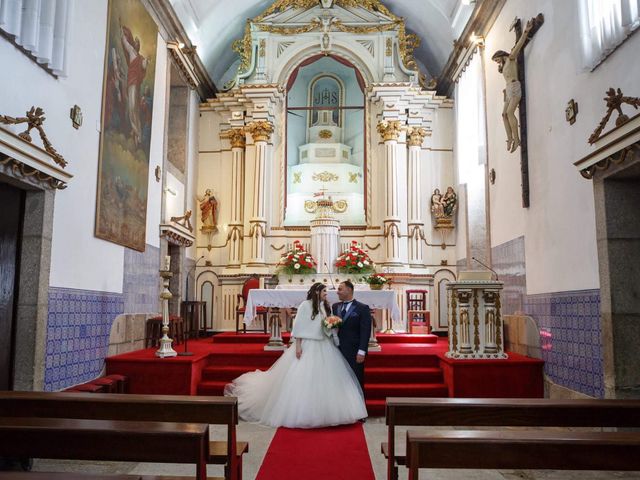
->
xmin=377 ymin=120 xmax=403 ymax=266
xmin=407 ymin=127 xmax=430 ymax=266
xmin=221 ymin=127 xmax=246 ymax=267
xmin=246 ymin=121 xmax=273 ymax=265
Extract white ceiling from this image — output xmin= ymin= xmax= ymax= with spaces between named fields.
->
xmin=169 ymin=0 xmax=473 ymax=88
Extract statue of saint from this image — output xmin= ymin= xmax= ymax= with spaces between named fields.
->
xmin=430 ymin=188 xmax=445 ymax=218
xmin=198 ymin=189 xmax=218 ymax=232
xmin=442 ymin=187 xmax=457 ymax=218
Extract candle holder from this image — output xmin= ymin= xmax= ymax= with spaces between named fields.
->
xmin=156 ymin=270 xmax=177 ymax=358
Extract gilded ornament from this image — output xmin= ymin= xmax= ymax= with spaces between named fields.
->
xmin=385 ymin=37 xmax=392 ymax=56
xmin=589 ymin=88 xmax=640 ymax=144
xmin=259 ymin=39 xmax=266 ymax=57
xmin=473 ymin=290 xmax=480 ymax=352
xmin=406 ymin=126 xmax=430 ymax=147
xmin=312 ymin=171 xmax=339 ymax=182
xmin=348 ymin=172 xmax=361 ymax=183
xmin=293 ymin=172 xmax=302 ymax=184
xmin=257 ymin=19 xmax=321 ymax=36
xmin=246 ymin=121 xmax=274 ymax=142
xmin=318 ymin=129 xmax=333 ymax=139
xmin=377 ymin=120 xmax=402 ymax=141
xmin=0 ymin=106 xmax=66 ymax=167
xmin=220 ymin=127 xmax=246 ymax=149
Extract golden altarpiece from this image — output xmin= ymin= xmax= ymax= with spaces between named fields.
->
xmin=196 ymin=0 xmax=457 ymax=333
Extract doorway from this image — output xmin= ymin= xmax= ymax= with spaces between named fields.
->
xmin=0 ymin=182 xmax=24 ymax=389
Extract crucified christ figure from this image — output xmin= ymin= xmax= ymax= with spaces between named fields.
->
xmin=491 ymin=18 xmax=536 ymax=153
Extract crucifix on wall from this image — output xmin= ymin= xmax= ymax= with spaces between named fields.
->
xmin=492 ymin=13 xmax=544 ymax=208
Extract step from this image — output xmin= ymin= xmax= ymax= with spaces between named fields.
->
xmin=197 ymin=380 xmax=228 ymax=396
xmin=364 ymin=383 xmax=449 ymax=400
xmin=366 ymin=399 xmax=386 ymax=417
xmin=366 ymin=354 xmax=440 ymax=368
xmin=206 ymin=352 xmax=282 ymax=368
xmin=376 ymin=334 xmax=438 ymax=344
xmin=212 ymin=333 xmax=292 ymax=344
xmin=201 ymin=365 xmax=266 ymax=382
xmin=365 ymin=367 xmax=443 ymax=383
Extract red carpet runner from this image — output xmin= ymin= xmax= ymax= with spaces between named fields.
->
xmin=256 ymin=423 xmax=375 ymax=480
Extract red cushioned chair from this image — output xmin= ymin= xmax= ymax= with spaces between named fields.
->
xmin=235 ymin=276 xmax=268 ymax=334
xmin=406 ymin=289 xmax=431 ymax=334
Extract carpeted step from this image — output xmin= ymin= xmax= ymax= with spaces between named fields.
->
xmin=201 ymin=365 xmax=266 ymax=382
xmin=197 ymin=380 xmax=228 ymax=396
xmin=364 ymin=382 xmax=449 ymax=400
xmin=365 ymin=399 xmax=386 ymax=417
xmin=366 ymin=353 xmax=440 ymax=368
xmin=206 ymin=351 xmax=283 ymax=367
xmin=212 ymin=333 xmax=292 ymax=344
xmin=365 ymin=367 xmax=443 ymax=383
xmin=376 ymin=334 xmax=438 ymax=344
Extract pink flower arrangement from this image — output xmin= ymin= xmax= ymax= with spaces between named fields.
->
xmin=277 ymin=240 xmax=317 ymax=275
xmin=334 ymin=241 xmax=374 ymax=274
xmin=323 ymin=315 xmax=343 ymax=330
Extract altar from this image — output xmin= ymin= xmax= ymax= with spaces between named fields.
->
xmin=243 ymin=288 xmax=400 ymax=325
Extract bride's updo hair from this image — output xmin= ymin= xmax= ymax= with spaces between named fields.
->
xmin=306 ymin=282 xmax=330 ymax=321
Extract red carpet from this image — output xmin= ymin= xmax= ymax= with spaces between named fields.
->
xmin=256 ymin=423 xmax=375 ymax=480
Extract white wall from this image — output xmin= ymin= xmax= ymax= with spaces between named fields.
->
xmin=0 ymin=0 xmax=169 ymax=293
xmin=483 ymin=0 xmax=640 ymax=294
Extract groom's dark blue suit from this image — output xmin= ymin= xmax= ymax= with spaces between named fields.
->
xmin=332 ymin=299 xmax=372 ymax=390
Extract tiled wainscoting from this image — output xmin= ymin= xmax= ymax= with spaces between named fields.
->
xmin=123 ymin=245 xmax=160 ymax=314
xmin=490 ymin=237 xmax=604 ymax=398
xmin=45 ymin=288 xmax=124 ymax=391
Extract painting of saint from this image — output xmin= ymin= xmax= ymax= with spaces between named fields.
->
xmin=96 ymin=0 xmax=157 ymax=251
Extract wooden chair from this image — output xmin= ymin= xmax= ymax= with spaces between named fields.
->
xmin=235 ymin=276 xmax=267 ymax=334
xmin=405 ymin=289 xmax=430 ymax=333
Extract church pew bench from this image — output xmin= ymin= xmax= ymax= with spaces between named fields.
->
xmin=0 ymin=417 xmax=214 ymax=480
xmin=406 ymin=429 xmax=640 ymax=480
xmin=0 ymin=392 xmax=246 ymax=480
xmin=383 ymin=397 xmax=640 ymax=480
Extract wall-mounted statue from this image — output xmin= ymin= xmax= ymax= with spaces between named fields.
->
xmin=492 ymin=15 xmax=543 ymax=153
xmin=198 ymin=189 xmax=218 ymax=233
xmin=431 ymin=186 xmax=457 ymax=228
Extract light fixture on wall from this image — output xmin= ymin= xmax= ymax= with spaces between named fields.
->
xmin=164 ymin=186 xmax=177 ymax=196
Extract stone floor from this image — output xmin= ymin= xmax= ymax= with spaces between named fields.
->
xmin=21 ymin=418 xmax=640 ymax=479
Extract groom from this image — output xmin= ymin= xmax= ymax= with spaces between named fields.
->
xmin=333 ymin=280 xmax=372 ymax=392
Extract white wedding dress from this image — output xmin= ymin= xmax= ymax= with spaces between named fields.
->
xmin=224 ymin=300 xmax=368 ymax=428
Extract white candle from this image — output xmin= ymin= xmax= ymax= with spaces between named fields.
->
xmin=164 ymin=255 xmax=171 ymax=271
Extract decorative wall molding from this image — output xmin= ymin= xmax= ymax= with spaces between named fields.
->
xmin=159 ymin=222 xmax=195 ymax=247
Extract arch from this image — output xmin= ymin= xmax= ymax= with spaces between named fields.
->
xmin=276 ymin=42 xmax=376 ymax=89
xmin=307 ymin=73 xmax=345 ymax=127
xmin=196 ymin=270 xmax=219 ymax=330
xmin=433 ymin=268 xmax=456 ymax=332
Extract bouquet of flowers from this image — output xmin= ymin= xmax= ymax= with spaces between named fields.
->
xmin=362 ymin=273 xmax=389 ymax=286
xmin=323 ymin=315 xmax=342 ymax=346
xmin=334 ymin=241 xmax=374 ymax=274
xmin=276 ymin=240 xmax=317 ymax=275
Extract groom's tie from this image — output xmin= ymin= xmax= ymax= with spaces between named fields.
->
xmin=340 ymin=303 xmax=347 ymax=318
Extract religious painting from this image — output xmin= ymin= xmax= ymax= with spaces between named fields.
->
xmin=95 ymin=0 xmax=157 ymax=251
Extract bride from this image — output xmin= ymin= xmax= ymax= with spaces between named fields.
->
xmin=224 ymin=282 xmax=367 ymax=428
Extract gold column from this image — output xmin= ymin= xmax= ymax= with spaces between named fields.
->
xmin=246 ymin=121 xmax=274 ymax=265
xmin=377 ymin=120 xmax=403 ymax=266
xmin=220 ymin=127 xmax=246 ymax=267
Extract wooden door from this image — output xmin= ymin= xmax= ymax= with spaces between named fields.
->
xmin=0 ymin=183 xmax=23 ymax=390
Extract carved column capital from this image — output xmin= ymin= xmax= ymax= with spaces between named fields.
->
xmin=220 ymin=127 xmax=246 ymax=149
xmin=376 ymin=120 xmax=402 ymax=142
xmin=406 ymin=126 xmax=431 ymax=147
xmin=246 ymin=121 xmax=274 ymax=143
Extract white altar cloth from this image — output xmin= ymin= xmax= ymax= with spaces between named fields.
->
xmin=244 ymin=289 xmax=400 ymax=325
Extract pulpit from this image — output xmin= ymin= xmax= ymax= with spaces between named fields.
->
xmin=445 ymin=271 xmax=507 ymax=359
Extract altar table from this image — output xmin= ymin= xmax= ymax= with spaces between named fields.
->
xmin=243 ymin=289 xmax=400 ymax=325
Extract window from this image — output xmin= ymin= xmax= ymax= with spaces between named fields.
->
xmin=0 ymin=0 xmax=73 ymax=76
xmin=579 ymin=0 xmax=640 ymax=70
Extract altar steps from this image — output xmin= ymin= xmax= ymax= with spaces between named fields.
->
xmin=364 ymin=366 xmax=443 ymax=383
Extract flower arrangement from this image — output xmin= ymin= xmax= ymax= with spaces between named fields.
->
xmin=276 ymin=240 xmax=317 ymax=275
xmin=363 ymin=273 xmax=389 ymax=285
xmin=334 ymin=241 xmax=374 ymax=274
xmin=323 ymin=315 xmax=343 ymax=330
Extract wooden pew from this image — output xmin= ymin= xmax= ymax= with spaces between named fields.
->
xmin=0 ymin=392 xmax=246 ymax=480
xmin=0 ymin=417 xmax=212 ymax=480
xmin=384 ymin=397 xmax=640 ymax=480
xmin=406 ymin=429 xmax=640 ymax=480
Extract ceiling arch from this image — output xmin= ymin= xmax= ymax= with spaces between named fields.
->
xmin=169 ymin=0 xmax=472 ymax=89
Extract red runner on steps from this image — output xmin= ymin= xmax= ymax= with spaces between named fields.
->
xmin=256 ymin=423 xmax=375 ymax=480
